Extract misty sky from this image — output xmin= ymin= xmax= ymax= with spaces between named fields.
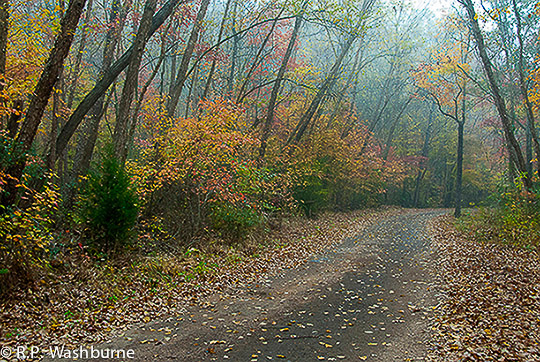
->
xmin=410 ymin=0 xmax=451 ymax=16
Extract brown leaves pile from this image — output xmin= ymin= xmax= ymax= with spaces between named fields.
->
xmin=0 ymin=207 xmax=400 ymax=355
xmin=428 ymin=216 xmax=540 ymax=361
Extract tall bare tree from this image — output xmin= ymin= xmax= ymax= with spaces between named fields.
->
xmin=459 ymin=0 xmax=531 ymax=189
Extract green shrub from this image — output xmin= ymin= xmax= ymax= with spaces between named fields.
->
xmin=293 ymin=174 xmax=330 ymax=218
xmin=79 ymin=150 xmax=138 ymax=252
xmin=458 ymin=181 xmax=540 ymax=250
xmin=209 ymin=202 xmax=261 ymax=240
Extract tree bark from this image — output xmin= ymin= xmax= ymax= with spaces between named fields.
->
xmin=46 ymin=72 xmax=64 ymax=169
xmin=114 ymin=0 xmax=157 ymax=163
xmin=1 ymin=0 xmax=86 ymax=208
xmin=6 ymin=99 xmax=22 ymax=138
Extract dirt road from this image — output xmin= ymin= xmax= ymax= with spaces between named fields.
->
xmin=54 ymin=210 xmax=444 ymax=361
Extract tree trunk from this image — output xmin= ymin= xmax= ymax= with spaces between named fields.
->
xmin=168 ymin=22 xmax=178 ymax=96
xmin=166 ymin=0 xmax=210 ymax=117
xmin=114 ymin=0 xmax=157 ymax=163
xmin=526 ymin=127 xmax=533 ymax=175
xmin=236 ymin=8 xmax=284 ymax=104
xmin=359 ymin=61 xmax=402 ymax=153
xmin=127 ymin=25 xmax=169 ymax=157
xmin=54 ymin=0 xmax=189 ymax=160
xmin=46 ymin=72 xmax=64 ymax=170
xmin=1 ymin=0 xmax=87 ymax=208
xmin=326 ymin=46 xmax=365 ymax=129
xmin=454 ymin=120 xmax=464 ymax=217
xmin=65 ymin=0 xmax=94 ymax=111
xmin=226 ymin=0 xmax=238 ymax=97
xmin=459 ymin=0 xmax=531 ymax=188
xmin=512 ymin=0 xmax=540 ymax=178
xmin=259 ymin=6 xmax=304 ymax=161
xmin=443 ymin=159 xmax=454 ymax=208
xmin=71 ymin=0 xmax=128 ymax=181
xmin=286 ymin=33 xmax=356 ymax=145
xmin=184 ymin=61 xmax=198 ymax=118
xmin=382 ymin=97 xmax=412 ymax=160
xmin=6 ymin=99 xmax=22 ymax=138
xmin=202 ymin=0 xmax=232 ymax=99
xmin=413 ymin=105 xmax=433 ymax=208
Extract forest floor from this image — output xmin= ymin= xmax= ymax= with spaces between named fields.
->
xmin=3 ymin=208 xmax=540 ymax=361
xmin=429 ymin=215 xmax=540 ymax=361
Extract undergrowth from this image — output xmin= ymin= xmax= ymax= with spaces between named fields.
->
xmin=455 ymin=180 xmax=540 ymax=250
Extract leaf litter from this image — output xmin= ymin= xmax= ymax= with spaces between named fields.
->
xmin=428 ymin=216 xmax=540 ymax=361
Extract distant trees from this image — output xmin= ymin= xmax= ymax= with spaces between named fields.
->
xmin=413 ymin=21 xmax=472 ymax=217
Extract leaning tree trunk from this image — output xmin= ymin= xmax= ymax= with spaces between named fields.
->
xmin=226 ymin=0 xmax=239 ymax=97
xmin=259 ymin=6 xmax=305 ymax=161
xmin=65 ymin=0 xmax=94 ymax=111
xmin=1 ymin=0 xmax=87 ymax=208
xmin=202 ymin=0 xmax=232 ymax=99
xmin=126 ymin=23 xmax=169 ymax=156
xmin=236 ymin=8 xmax=284 ymax=104
xmin=286 ymin=33 xmax=357 ymax=145
xmin=459 ymin=0 xmax=531 ymax=188
xmin=72 ymin=0 xmax=128 ymax=182
xmin=54 ymin=0 xmax=190 ymax=160
xmin=286 ymin=0 xmax=380 ymax=147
